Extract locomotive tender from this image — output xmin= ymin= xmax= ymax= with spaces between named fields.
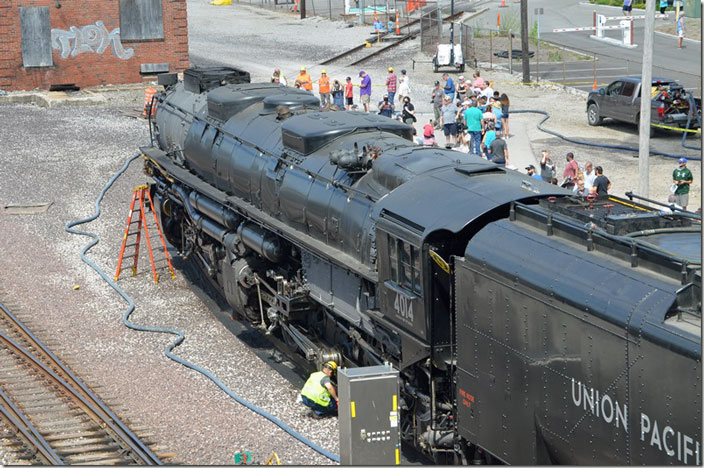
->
xmin=141 ymin=68 xmax=701 ymax=464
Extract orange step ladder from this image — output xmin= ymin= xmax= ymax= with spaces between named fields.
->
xmin=115 ymin=185 xmax=175 ymax=284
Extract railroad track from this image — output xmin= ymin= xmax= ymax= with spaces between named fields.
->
xmin=0 ymin=301 xmax=163 ymax=465
xmin=320 ymin=11 xmax=464 ymax=68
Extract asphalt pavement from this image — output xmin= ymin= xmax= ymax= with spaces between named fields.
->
xmin=465 ymin=0 xmax=702 ymax=95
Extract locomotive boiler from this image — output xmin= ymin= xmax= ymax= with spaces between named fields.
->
xmin=141 ymin=68 xmax=701 ymax=464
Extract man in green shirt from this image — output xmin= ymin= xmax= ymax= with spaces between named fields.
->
xmin=672 ymin=157 xmax=693 ymax=210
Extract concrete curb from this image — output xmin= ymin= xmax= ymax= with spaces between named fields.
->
xmin=0 ymin=82 xmax=153 ymax=107
xmin=654 ymin=30 xmax=701 ymax=43
xmin=0 ymin=91 xmax=107 ymax=107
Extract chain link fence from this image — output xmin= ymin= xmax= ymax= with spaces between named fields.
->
xmin=234 ymin=0 xmax=426 ymax=25
xmin=419 ymin=7 xmax=472 ymax=66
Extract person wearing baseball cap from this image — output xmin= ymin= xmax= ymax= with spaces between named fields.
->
xmin=359 ymin=71 xmax=372 ymax=112
xmin=672 ymin=157 xmax=693 ymax=210
xmin=386 ymin=67 xmax=397 ymax=103
xmin=525 ymin=164 xmax=542 ymax=180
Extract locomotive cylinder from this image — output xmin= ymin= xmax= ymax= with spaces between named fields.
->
xmin=236 ymin=223 xmax=283 ymax=263
xmin=189 ymin=192 xmax=240 ymax=230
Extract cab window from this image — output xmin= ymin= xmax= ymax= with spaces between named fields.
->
xmin=388 ymin=234 xmax=422 ymax=296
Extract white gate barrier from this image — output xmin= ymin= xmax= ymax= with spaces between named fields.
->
xmin=552 ymin=12 xmax=668 ymax=49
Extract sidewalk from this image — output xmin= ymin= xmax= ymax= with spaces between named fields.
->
xmin=505 ymin=116 xmax=541 ymax=171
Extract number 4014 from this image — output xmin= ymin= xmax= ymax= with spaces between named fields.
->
xmin=394 ymin=292 xmax=413 ymax=323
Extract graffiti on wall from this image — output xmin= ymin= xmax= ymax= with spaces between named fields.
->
xmin=51 ymin=21 xmax=134 ymax=60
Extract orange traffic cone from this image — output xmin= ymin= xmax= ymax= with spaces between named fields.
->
xmin=395 ymin=11 xmax=400 ymax=34
xmin=499 ymin=0 xmax=507 ymax=7
xmin=143 ymin=87 xmax=157 ymax=117
xmin=497 ymin=12 xmax=501 ymax=27
xmin=592 ymin=78 xmax=597 ymax=90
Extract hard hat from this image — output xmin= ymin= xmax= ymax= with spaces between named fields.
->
xmin=323 ymin=361 xmax=338 ymax=371
xmin=388 ymin=67 xmax=393 ymax=72
xmin=322 ymin=69 xmax=327 ymax=74
xmin=300 ymin=66 xmax=306 ymax=71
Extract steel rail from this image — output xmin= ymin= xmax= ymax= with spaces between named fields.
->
xmin=320 ymin=11 xmax=463 ymax=67
xmin=350 ymin=33 xmax=417 ymax=66
xmin=0 ymin=398 xmax=63 ymax=465
xmin=0 ymin=303 xmax=162 ymax=465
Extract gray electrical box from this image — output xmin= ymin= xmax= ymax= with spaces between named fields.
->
xmin=338 ymin=363 xmax=401 ymax=465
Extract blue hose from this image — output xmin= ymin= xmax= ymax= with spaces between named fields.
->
xmin=511 ymin=109 xmax=701 ymax=161
xmin=65 ymin=153 xmax=340 ymax=463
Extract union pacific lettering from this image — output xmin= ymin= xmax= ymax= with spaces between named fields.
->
xmin=571 ymin=379 xmax=701 ymax=464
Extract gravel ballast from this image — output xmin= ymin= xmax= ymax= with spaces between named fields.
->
xmin=0 ymin=0 xmax=699 ymax=465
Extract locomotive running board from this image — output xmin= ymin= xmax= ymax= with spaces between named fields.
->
xmin=141 ymin=147 xmax=378 ymax=283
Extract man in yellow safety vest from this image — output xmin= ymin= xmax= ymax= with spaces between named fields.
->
xmin=300 ymin=361 xmax=339 ymax=418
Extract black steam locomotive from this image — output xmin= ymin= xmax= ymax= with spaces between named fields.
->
xmin=141 ymin=68 xmax=701 ymax=464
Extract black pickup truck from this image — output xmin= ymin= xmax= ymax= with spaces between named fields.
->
xmin=586 ymin=76 xmax=701 ymax=136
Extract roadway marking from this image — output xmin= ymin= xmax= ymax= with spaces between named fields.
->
xmin=534 ymin=74 xmax=637 ymax=81
xmin=534 ymin=67 xmax=628 ymax=73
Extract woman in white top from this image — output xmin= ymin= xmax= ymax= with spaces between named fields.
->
xmin=397 ymin=69 xmax=411 ymax=104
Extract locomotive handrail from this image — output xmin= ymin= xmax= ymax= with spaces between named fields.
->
xmin=512 ymin=201 xmax=702 ymax=277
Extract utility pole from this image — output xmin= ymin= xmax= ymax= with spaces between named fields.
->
xmin=520 ymin=0 xmax=530 ymax=84
xmin=300 ymin=0 xmax=305 ymax=19
xmin=637 ymin=0 xmax=655 ymax=198
xmin=449 ymin=0 xmax=455 ymax=65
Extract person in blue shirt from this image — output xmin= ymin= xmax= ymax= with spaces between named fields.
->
xmin=622 ymin=0 xmax=632 ymax=17
xmin=491 ymin=101 xmax=503 ymax=134
xmin=442 ymin=73 xmax=455 ymax=97
xmin=659 ymin=0 xmax=668 ymax=14
xmin=676 ymin=12 xmax=685 ymax=48
xmin=462 ymin=101 xmax=484 ymax=156
xmin=526 ymin=165 xmax=543 ymax=180
xmin=481 ymin=122 xmax=497 ymax=160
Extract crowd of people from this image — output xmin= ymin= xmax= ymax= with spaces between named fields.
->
xmin=272 ymin=66 xmax=695 ymax=206
xmin=272 ymin=66 xmax=509 ymax=159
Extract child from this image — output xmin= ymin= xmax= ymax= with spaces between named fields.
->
xmin=423 ymin=121 xmax=437 ymax=147
xmin=344 ymin=77 xmax=354 ymax=110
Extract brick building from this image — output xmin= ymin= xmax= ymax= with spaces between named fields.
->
xmin=0 ymin=0 xmax=189 ymax=91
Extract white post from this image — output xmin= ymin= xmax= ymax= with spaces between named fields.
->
xmin=637 ymin=0 xmax=656 ymax=198
xmin=596 ymin=14 xmax=605 ymax=38
xmin=620 ymin=20 xmax=632 ymax=46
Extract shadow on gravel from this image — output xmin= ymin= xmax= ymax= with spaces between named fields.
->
xmin=172 ymin=252 xmax=309 ymax=387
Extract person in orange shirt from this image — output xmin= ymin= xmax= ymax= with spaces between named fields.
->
xmin=318 ymin=70 xmax=331 ymax=108
xmin=296 ymin=66 xmax=313 ymax=91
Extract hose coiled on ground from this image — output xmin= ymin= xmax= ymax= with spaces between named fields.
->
xmin=65 ymin=153 xmax=340 ymax=463
xmin=511 ymin=109 xmax=701 ymax=161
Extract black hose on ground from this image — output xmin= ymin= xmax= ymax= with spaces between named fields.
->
xmin=511 ymin=109 xmax=702 ymax=161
